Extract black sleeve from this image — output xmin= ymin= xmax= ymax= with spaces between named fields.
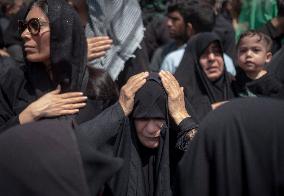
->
xmin=76 ymin=101 xmax=127 ymax=148
xmin=0 ymin=57 xmax=28 ymax=133
xmin=0 ymin=111 xmax=20 ymax=133
xmin=175 ymin=117 xmax=198 ymax=151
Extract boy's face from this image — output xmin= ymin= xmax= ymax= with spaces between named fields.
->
xmin=237 ymin=35 xmax=272 ymax=74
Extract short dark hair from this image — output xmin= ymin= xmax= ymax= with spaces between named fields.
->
xmin=237 ymin=30 xmax=273 ymax=52
xmin=86 ymin=68 xmax=119 ymax=103
xmin=167 ymin=1 xmax=215 ymax=33
xmin=277 ymin=0 xmax=284 ymax=16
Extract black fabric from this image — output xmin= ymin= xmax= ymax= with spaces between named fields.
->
xmin=0 ymin=0 xmax=100 ymax=132
xmin=0 ymin=119 xmax=91 ymax=196
xmin=258 ymin=20 xmax=284 ymax=54
xmin=267 ymin=45 xmax=284 ymax=85
xmin=25 ymin=0 xmax=88 ymax=95
xmin=116 ymin=39 xmax=149 ymax=89
xmin=233 ymin=67 xmax=283 ymax=98
xmin=177 ymin=97 xmax=284 ymax=196
xmin=144 ymin=15 xmax=171 ymax=62
xmin=132 ymin=73 xmax=167 ymax=119
xmin=213 ymin=14 xmax=236 ymax=59
xmin=3 ymin=5 xmax=27 ymax=47
xmin=175 ymin=32 xmax=236 ymax=121
xmin=0 ymin=57 xmax=31 ymax=132
xmin=75 ymin=99 xmax=107 ymax=124
xmin=79 ymin=73 xmax=177 ymax=196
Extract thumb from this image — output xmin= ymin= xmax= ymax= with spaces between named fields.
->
xmin=51 ymin=85 xmax=61 ymax=94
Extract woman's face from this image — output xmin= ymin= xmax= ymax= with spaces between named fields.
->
xmin=134 ymin=118 xmax=165 ymax=149
xmin=21 ymin=6 xmax=50 ymax=65
xmin=199 ymin=42 xmax=224 ymax=82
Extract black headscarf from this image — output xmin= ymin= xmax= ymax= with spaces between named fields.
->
xmin=24 ymin=0 xmax=88 ymax=95
xmin=0 ymin=119 xmax=124 ymax=196
xmin=132 ymin=73 xmax=167 ymax=120
xmin=0 ymin=119 xmax=91 ymax=196
xmin=177 ymin=97 xmax=284 ymax=196
xmin=175 ymin=32 xmax=235 ymax=120
xmin=132 ymin=73 xmax=169 ymax=196
xmin=78 ymin=72 xmax=199 ymax=196
xmin=267 ymin=45 xmax=284 ymax=85
xmin=106 ymin=73 xmax=172 ymax=196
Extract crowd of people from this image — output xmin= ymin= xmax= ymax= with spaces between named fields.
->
xmin=0 ymin=0 xmax=284 ymax=195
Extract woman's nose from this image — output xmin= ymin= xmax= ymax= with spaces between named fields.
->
xmin=146 ymin=120 xmax=161 ymax=134
xmin=208 ymin=52 xmax=215 ymax=60
xmin=21 ymin=28 xmax=31 ymax=40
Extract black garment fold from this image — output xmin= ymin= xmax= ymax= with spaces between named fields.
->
xmin=0 ymin=119 xmax=91 ymax=196
xmin=78 ymin=73 xmax=198 ymax=196
xmin=174 ymin=32 xmax=236 ymax=120
xmin=178 ymin=98 xmax=284 ymax=196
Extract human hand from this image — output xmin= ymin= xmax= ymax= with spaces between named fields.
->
xmin=211 ymin=101 xmax=228 ymax=110
xmin=119 ymin=72 xmax=149 ymax=116
xmin=159 ymin=70 xmax=190 ymax=125
xmin=87 ymin=36 xmax=112 ymax=61
xmin=0 ymin=49 xmax=10 ymax=57
xmin=19 ymin=86 xmax=87 ymax=124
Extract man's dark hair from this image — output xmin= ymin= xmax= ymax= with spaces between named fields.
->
xmin=167 ymin=1 xmax=216 ymax=33
xmin=277 ymin=0 xmax=284 ymax=16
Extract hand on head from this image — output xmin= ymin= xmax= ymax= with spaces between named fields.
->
xmin=159 ymin=70 xmax=190 ymax=125
xmin=119 ymin=72 xmax=149 ymax=116
xmin=87 ymin=36 xmax=113 ymax=61
xmin=19 ymin=85 xmax=87 ymax=124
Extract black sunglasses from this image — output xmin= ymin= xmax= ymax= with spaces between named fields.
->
xmin=18 ymin=18 xmax=48 ymax=36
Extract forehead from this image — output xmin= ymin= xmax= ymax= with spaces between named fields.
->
xmin=238 ymin=35 xmax=266 ymax=47
xmin=202 ymin=41 xmax=221 ymax=53
xmin=207 ymin=41 xmax=220 ymax=49
xmin=26 ymin=5 xmax=49 ymax=21
xmin=167 ymin=11 xmax=183 ymax=20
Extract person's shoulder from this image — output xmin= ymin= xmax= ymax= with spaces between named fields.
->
xmin=0 ymin=57 xmax=25 ymax=81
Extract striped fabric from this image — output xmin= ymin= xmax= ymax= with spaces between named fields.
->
xmin=86 ymin=0 xmax=144 ymax=80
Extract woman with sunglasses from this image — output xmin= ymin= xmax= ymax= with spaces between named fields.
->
xmin=0 ymin=0 xmax=93 ymax=131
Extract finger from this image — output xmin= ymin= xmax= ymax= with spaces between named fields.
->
xmin=62 ymin=103 xmax=86 ymax=110
xmin=88 ymin=40 xmax=113 ymax=48
xmin=59 ymin=109 xmax=80 ymax=115
xmin=127 ymin=72 xmax=149 ymax=84
xmin=59 ymin=92 xmax=85 ymax=99
xmin=87 ymin=36 xmax=112 ymax=44
xmin=127 ymin=72 xmax=149 ymax=91
xmin=49 ymin=85 xmax=61 ymax=95
xmin=129 ymin=77 xmax=147 ymax=94
xmin=161 ymin=71 xmax=176 ymax=85
xmin=159 ymin=71 xmax=172 ymax=89
xmin=161 ymin=71 xmax=180 ymax=90
xmin=165 ymin=71 xmax=180 ymax=85
xmin=88 ymin=51 xmax=106 ymax=61
xmin=121 ymin=72 xmax=148 ymax=95
xmin=89 ymin=44 xmax=112 ymax=53
xmin=63 ymin=96 xmax=88 ymax=104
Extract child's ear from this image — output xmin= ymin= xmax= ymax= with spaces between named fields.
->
xmin=265 ymin=52 xmax=272 ymax=63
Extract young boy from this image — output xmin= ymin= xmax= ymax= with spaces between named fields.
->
xmin=234 ymin=30 xmax=282 ymax=97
